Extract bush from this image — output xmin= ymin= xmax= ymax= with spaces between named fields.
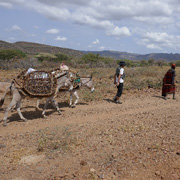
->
xmin=170 ymin=60 xmax=180 ymax=67
xmin=139 ymin=59 xmax=148 ymax=67
xmin=36 ymin=53 xmax=71 ymax=63
xmin=55 ymin=53 xmax=70 ymax=62
xmin=35 ymin=53 xmax=57 ymax=62
xmin=81 ymin=53 xmax=115 ymax=67
xmin=82 ymin=53 xmax=99 ymax=63
xmin=0 ymin=49 xmax=26 ymax=60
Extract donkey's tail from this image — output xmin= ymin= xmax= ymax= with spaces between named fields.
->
xmin=90 ymin=73 xmax=93 ymax=80
xmin=0 ymin=98 xmax=4 ymax=106
xmin=0 ymin=81 xmax=13 ymax=107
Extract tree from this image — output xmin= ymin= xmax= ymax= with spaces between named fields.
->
xmin=140 ymin=59 xmax=148 ymax=67
xmin=148 ymin=59 xmax=154 ymax=66
xmin=156 ymin=60 xmax=166 ymax=67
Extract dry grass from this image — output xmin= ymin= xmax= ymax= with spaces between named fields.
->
xmin=0 ymin=66 xmax=179 ymax=103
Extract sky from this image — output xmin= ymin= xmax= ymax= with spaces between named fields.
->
xmin=0 ymin=0 xmax=180 ymax=54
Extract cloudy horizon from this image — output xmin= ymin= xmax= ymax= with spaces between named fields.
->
xmin=1 ymin=0 xmax=180 ymax=54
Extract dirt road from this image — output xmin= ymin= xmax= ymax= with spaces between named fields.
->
xmin=0 ymin=89 xmax=180 ymax=180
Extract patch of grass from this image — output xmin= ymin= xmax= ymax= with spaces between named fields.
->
xmin=82 ymin=90 xmax=103 ymax=102
xmin=37 ymin=127 xmax=77 ymax=152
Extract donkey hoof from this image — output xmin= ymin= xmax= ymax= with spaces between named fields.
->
xmin=71 ymin=105 xmax=76 ymax=108
xmin=3 ymin=123 xmax=7 ymax=127
xmin=43 ymin=115 xmax=48 ymax=119
xmin=23 ymin=118 xmax=28 ymax=122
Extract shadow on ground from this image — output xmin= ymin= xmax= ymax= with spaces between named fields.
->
xmin=103 ymin=98 xmax=116 ymax=103
xmin=152 ymin=95 xmax=166 ymax=100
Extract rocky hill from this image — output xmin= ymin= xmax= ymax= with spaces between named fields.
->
xmin=82 ymin=50 xmax=180 ymax=61
xmin=0 ymin=40 xmax=83 ymax=58
xmin=1 ymin=40 xmax=180 ymax=61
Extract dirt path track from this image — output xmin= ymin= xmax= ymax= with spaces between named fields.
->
xmin=0 ymin=90 xmax=180 ymax=180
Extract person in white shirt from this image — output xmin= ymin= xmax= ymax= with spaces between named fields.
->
xmin=113 ymin=61 xmax=126 ymax=103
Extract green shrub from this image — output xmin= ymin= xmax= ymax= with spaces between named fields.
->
xmin=35 ymin=53 xmax=57 ymax=62
xmin=55 ymin=53 xmax=70 ymax=62
xmin=82 ymin=53 xmax=99 ymax=63
xmin=0 ymin=49 xmax=26 ymax=60
xmin=170 ymin=60 xmax=180 ymax=67
xmin=36 ymin=52 xmax=70 ymax=62
xmin=81 ymin=53 xmax=114 ymax=66
xmin=139 ymin=59 xmax=148 ymax=67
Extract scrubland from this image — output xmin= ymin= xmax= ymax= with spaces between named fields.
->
xmin=0 ymin=66 xmax=180 ymax=180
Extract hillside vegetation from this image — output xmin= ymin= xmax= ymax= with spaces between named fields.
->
xmin=1 ymin=47 xmax=180 ymax=71
xmin=0 ymin=40 xmax=83 ymax=57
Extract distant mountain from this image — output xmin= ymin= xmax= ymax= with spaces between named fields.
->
xmin=82 ymin=50 xmax=180 ymax=61
xmin=1 ymin=40 xmax=180 ymax=61
xmin=0 ymin=40 xmax=83 ymax=58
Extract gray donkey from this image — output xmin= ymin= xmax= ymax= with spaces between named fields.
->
xmin=0 ymin=72 xmax=73 ymax=126
xmin=36 ymin=74 xmax=95 ymax=109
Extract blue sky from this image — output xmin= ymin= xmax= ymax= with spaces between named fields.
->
xmin=1 ymin=0 xmax=180 ymax=54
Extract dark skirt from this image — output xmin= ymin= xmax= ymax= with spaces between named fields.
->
xmin=162 ymin=84 xmax=175 ymax=96
xmin=162 ymin=69 xmax=175 ymax=96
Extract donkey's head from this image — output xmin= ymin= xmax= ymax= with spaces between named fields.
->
xmin=81 ymin=74 xmax=95 ymax=92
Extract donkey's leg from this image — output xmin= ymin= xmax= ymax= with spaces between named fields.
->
xmin=42 ymin=97 xmax=50 ymax=118
xmin=72 ymin=91 xmax=79 ymax=108
xmin=3 ymin=99 xmax=17 ymax=126
xmin=51 ymin=97 xmax=61 ymax=115
xmin=69 ymin=91 xmax=73 ymax=107
xmin=2 ymin=88 xmax=21 ymax=126
xmin=16 ymin=100 xmax=27 ymax=121
xmin=36 ymin=99 xmax=41 ymax=111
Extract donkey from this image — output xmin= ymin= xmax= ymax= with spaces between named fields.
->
xmin=0 ymin=72 xmax=73 ymax=126
xmin=69 ymin=75 xmax=95 ymax=107
xmin=0 ymin=82 xmax=12 ymax=104
xmin=36 ymin=74 xmax=95 ymax=109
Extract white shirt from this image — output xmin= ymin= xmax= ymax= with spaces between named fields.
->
xmin=116 ymin=68 xmax=124 ymax=83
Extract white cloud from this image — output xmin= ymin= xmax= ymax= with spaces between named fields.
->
xmin=106 ymin=26 xmax=131 ymax=37
xmin=138 ymin=31 xmax=180 ymax=50
xmin=0 ymin=2 xmax=12 ymax=8
xmin=133 ymin=16 xmax=174 ymax=25
xmin=144 ymin=32 xmax=173 ymax=43
xmin=99 ymin=46 xmax=105 ymax=50
xmin=46 ymin=28 xmax=60 ymax=34
xmin=29 ymin=2 xmax=71 ymax=21
xmin=55 ymin=36 xmax=67 ymax=41
xmin=92 ymin=39 xmax=100 ymax=44
xmin=146 ymin=44 xmax=162 ymax=50
xmin=0 ymin=0 xmax=25 ymax=8
xmin=11 ymin=25 xmax=22 ymax=31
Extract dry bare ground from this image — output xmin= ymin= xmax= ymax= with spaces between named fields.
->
xmin=0 ymin=87 xmax=180 ymax=180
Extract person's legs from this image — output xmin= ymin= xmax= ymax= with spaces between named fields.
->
xmin=173 ymin=92 xmax=176 ymax=99
xmin=162 ymin=84 xmax=167 ymax=100
xmin=115 ymin=83 xmax=123 ymax=103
